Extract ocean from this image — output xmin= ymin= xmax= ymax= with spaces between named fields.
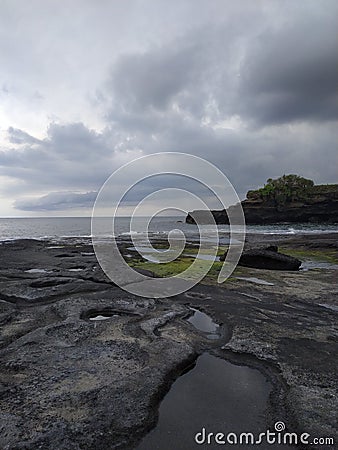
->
xmin=0 ymin=217 xmax=337 ymax=244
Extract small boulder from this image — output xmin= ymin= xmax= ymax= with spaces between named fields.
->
xmin=221 ymin=246 xmax=301 ymax=271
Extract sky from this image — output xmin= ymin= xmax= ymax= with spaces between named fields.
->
xmin=0 ymin=0 xmax=337 ymax=216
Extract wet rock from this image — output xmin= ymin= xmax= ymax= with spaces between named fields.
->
xmin=0 ymin=291 xmax=197 ymax=449
xmin=0 ymin=240 xmax=202 ymax=449
xmin=81 ymin=306 xmax=140 ymax=321
xmin=0 ymin=236 xmax=337 ymax=448
xmin=240 ymin=247 xmax=301 ymax=270
xmin=29 ymin=277 xmax=72 ymax=288
xmin=221 ymin=245 xmax=301 ymax=270
xmin=140 ymin=307 xmax=186 ymax=338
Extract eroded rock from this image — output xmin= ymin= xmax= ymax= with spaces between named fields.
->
xmin=221 ymin=245 xmax=301 ymax=270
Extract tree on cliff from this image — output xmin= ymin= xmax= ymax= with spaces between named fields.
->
xmin=249 ymin=174 xmax=314 ymax=205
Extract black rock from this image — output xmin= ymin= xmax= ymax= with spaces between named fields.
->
xmin=220 ymin=246 xmax=301 ymax=271
xmin=186 ymin=182 xmax=338 ymax=224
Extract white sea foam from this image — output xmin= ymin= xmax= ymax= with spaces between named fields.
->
xmin=0 ymin=217 xmax=337 ymax=244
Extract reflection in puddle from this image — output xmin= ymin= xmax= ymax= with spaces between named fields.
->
xmin=301 ymin=261 xmax=338 ymax=270
xmin=319 ymin=303 xmax=338 ymax=312
xmin=138 ymin=353 xmax=274 ymax=450
xmin=127 ymin=246 xmax=169 ymax=263
xmin=236 ymin=277 xmax=274 ymax=286
xmin=89 ymin=314 xmax=120 ymax=321
xmin=187 ymin=308 xmax=221 ymax=340
xmin=25 ymin=268 xmax=52 ymax=274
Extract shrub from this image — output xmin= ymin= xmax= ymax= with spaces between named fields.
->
xmin=252 ymin=174 xmax=315 ymax=205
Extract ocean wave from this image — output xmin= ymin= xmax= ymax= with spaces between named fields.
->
xmin=120 ymin=231 xmax=142 ymax=236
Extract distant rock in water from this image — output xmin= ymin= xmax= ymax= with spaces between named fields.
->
xmin=220 ymin=245 xmax=301 ymax=271
xmin=186 ymin=175 xmax=338 ymax=224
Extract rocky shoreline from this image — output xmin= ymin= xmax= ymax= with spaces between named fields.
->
xmin=0 ymin=234 xmax=337 ymax=449
xmin=186 ymin=179 xmax=338 ymax=225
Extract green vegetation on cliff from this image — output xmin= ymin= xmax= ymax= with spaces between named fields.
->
xmin=247 ymin=174 xmax=338 ymax=206
xmin=186 ymin=175 xmax=338 ymax=224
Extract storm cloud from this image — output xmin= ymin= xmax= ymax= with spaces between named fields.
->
xmin=237 ymin=14 xmax=338 ymax=125
xmin=0 ymin=0 xmax=337 ymax=215
xmin=0 ymin=122 xmax=142 ymax=195
xmin=14 ymin=191 xmax=98 ymax=212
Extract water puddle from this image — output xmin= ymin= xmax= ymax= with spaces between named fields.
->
xmin=82 ymin=308 xmax=138 ymax=322
xmin=89 ymin=314 xmax=120 ymax=321
xmin=126 ymin=246 xmax=170 ymax=263
xmin=138 ymin=353 xmax=273 ymax=450
xmin=240 ymin=292 xmax=262 ymax=302
xmin=301 ymin=261 xmax=338 ymax=270
xmin=236 ymin=277 xmax=274 ymax=286
xmin=187 ymin=308 xmax=221 ymax=340
xmin=318 ymin=303 xmax=338 ymax=312
xmin=25 ymin=268 xmax=53 ymax=274
xmin=126 ymin=246 xmax=219 ymax=263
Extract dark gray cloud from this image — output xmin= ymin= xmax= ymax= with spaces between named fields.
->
xmin=107 ymin=24 xmax=238 ymax=127
xmin=0 ymin=0 xmax=337 ymax=214
xmin=14 ymin=191 xmax=97 ymax=211
xmin=112 ymin=45 xmax=199 ymax=112
xmin=237 ymin=11 xmax=338 ymax=126
xmin=1 ymin=118 xmax=337 ymax=212
xmin=108 ymin=4 xmax=338 ymax=130
xmin=0 ymin=122 xmax=123 ymax=194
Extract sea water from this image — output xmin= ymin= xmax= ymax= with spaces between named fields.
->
xmin=0 ymin=216 xmax=337 ymax=243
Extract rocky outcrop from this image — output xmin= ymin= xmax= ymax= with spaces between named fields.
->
xmin=0 ymin=237 xmax=337 ymax=447
xmin=186 ymin=182 xmax=338 ymax=224
xmin=0 ymin=239 xmax=198 ymax=450
xmin=220 ymin=245 xmax=301 ymax=270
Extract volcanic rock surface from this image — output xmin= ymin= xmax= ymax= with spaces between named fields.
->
xmin=0 ymin=235 xmax=337 ymax=449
